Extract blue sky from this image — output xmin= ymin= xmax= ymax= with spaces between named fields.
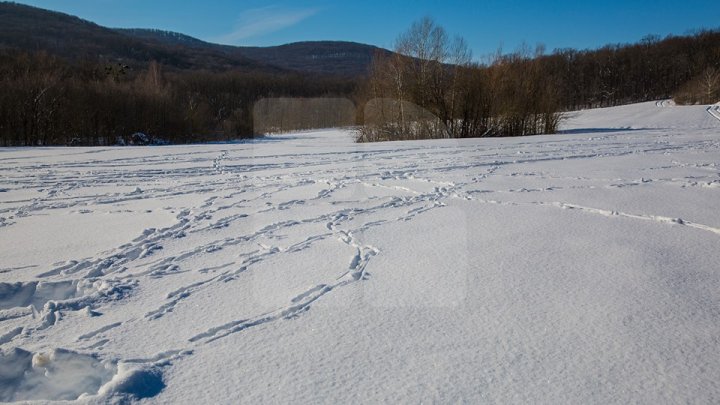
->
xmin=14 ymin=0 xmax=720 ymax=59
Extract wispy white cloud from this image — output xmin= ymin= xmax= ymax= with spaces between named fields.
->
xmin=214 ymin=6 xmax=320 ymax=45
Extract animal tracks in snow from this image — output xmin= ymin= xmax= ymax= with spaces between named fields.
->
xmin=1 ymin=106 xmax=719 ymax=402
xmin=549 ymin=202 xmax=720 ymax=236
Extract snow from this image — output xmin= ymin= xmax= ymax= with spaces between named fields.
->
xmin=1 ymin=100 xmax=719 ymax=403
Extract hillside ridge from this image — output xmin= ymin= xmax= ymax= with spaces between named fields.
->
xmin=0 ymin=1 xmax=386 ymax=75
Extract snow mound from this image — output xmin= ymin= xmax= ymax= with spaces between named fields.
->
xmin=0 ymin=348 xmax=115 ymax=402
xmin=97 ymin=363 xmax=165 ymax=400
xmin=0 ymin=280 xmax=108 ymax=311
xmin=0 ymin=280 xmax=134 ymax=329
xmin=0 ymin=348 xmax=173 ymax=402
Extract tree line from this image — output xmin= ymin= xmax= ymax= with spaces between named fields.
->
xmin=357 ymin=19 xmax=720 ymax=142
xmin=0 ymin=22 xmax=718 ymax=146
xmin=0 ymin=50 xmax=357 ymax=146
xmin=358 ymin=18 xmax=562 ymax=142
xmin=541 ymin=30 xmax=720 ymax=108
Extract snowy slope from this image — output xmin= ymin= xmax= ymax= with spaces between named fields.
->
xmin=1 ymin=101 xmax=719 ymax=403
xmin=562 ymin=100 xmax=720 ymax=131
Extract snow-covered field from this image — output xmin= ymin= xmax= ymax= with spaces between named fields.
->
xmin=1 ymin=101 xmax=719 ymax=403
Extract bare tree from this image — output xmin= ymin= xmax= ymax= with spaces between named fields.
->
xmin=361 ymin=17 xmax=474 ymax=140
xmin=701 ymin=67 xmax=719 ymax=103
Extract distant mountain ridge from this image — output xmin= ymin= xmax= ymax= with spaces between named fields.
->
xmin=0 ymin=2 xmax=388 ymax=76
xmin=237 ymin=41 xmax=389 ymax=76
xmin=116 ymin=28 xmax=390 ymax=76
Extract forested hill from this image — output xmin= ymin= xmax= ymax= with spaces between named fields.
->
xmin=0 ymin=2 xmax=386 ymax=76
xmin=116 ymin=28 xmax=389 ymax=77
xmin=0 ymin=2 xmax=278 ymax=72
